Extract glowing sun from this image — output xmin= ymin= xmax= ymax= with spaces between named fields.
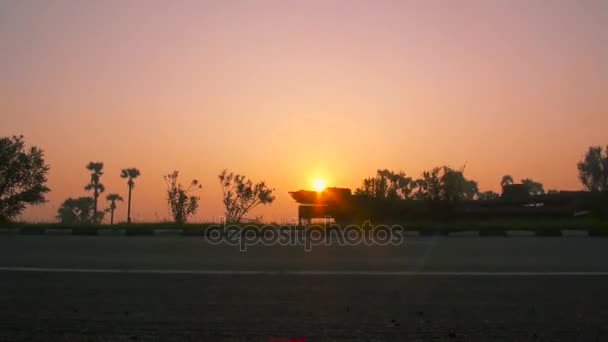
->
xmin=312 ymin=177 xmax=327 ymax=192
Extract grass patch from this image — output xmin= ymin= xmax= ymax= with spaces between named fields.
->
xmin=394 ymin=217 xmax=608 ymax=231
xmin=1 ymin=217 xmax=607 ymax=232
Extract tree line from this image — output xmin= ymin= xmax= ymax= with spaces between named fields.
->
xmin=1 ymin=134 xmax=607 ymax=223
xmin=353 ymin=166 xmax=551 ymax=203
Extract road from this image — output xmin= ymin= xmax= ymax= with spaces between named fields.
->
xmin=1 ymin=235 xmax=607 ymax=341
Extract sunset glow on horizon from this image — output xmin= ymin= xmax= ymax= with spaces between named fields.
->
xmin=1 ymin=0 xmax=607 ymax=223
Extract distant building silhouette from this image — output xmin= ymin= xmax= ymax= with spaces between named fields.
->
xmin=289 ymin=187 xmax=352 ymax=225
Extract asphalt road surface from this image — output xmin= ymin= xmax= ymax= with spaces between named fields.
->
xmin=1 ymin=235 xmax=607 ymax=341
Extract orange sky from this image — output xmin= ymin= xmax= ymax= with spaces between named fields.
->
xmin=1 ymin=0 xmax=607 ymax=223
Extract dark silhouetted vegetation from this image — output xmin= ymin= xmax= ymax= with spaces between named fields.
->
xmin=500 ymin=175 xmax=514 ymax=188
xmin=85 ymin=162 xmax=105 ymax=223
xmin=120 ymin=168 xmax=140 ymax=224
xmin=105 ymin=193 xmax=123 ymax=225
xmin=355 ymin=169 xmax=415 ymax=200
xmin=6 ymin=216 xmax=608 ymax=234
xmin=57 ymin=197 xmax=96 ymax=224
xmin=219 ymin=169 xmax=275 ymax=223
xmin=578 ymin=146 xmax=608 ymax=192
xmin=478 ymin=191 xmax=500 ymax=201
xmin=413 ymin=166 xmax=478 ymax=203
xmin=521 ymin=178 xmax=544 ymax=195
xmin=164 ymin=171 xmax=202 ymax=224
xmin=355 ymin=166 xmax=478 ymax=205
xmin=4 ymin=135 xmax=608 ymax=226
xmin=0 ymin=135 xmax=50 ymax=222
xmin=342 ymin=165 xmax=591 ymax=223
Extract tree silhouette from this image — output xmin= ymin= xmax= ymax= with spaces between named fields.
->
xmin=577 ymin=146 xmax=608 ymax=192
xmin=441 ymin=167 xmax=478 ymax=202
xmin=355 ymin=169 xmax=415 ymax=200
xmin=85 ymin=162 xmax=104 ymax=222
xmin=165 ymin=171 xmax=202 ymax=224
xmin=105 ymin=193 xmax=123 ymax=225
xmin=415 ymin=166 xmax=478 ymax=202
xmin=501 ymin=175 xmax=514 ymax=188
xmin=463 ymin=179 xmax=479 ymax=200
xmin=521 ymin=178 xmax=545 ymax=195
xmin=120 ymin=168 xmax=140 ymax=223
xmin=57 ymin=197 xmax=96 ymax=224
xmin=0 ymin=135 xmax=50 ymax=222
xmin=355 ymin=176 xmax=388 ymax=199
xmin=218 ymin=169 xmax=275 ymax=223
xmin=415 ymin=167 xmax=443 ymax=201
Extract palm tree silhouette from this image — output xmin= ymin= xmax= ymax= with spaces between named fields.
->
xmin=105 ymin=193 xmax=123 ymax=225
xmin=120 ymin=168 xmax=140 ymax=224
xmin=85 ymin=162 xmax=105 ymax=222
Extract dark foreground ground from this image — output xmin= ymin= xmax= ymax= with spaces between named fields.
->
xmin=1 ymin=236 xmax=607 ymax=341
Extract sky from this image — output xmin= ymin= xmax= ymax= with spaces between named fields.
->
xmin=1 ymin=0 xmax=607 ymax=223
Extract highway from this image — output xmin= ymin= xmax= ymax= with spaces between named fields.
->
xmin=1 ymin=235 xmax=607 ymax=341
